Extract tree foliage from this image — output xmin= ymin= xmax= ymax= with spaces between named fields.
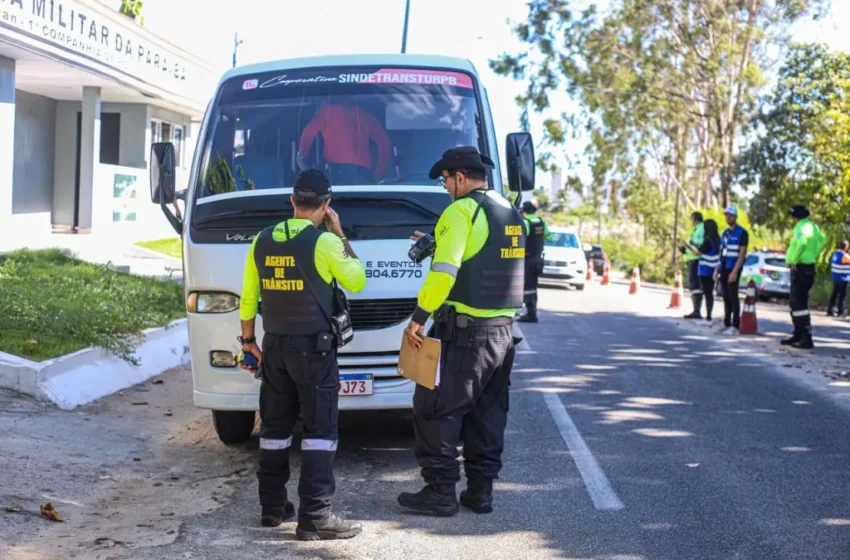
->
xmin=492 ymin=0 xmax=828 ymax=272
xmin=739 ymin=43 xmax=850 ymax=248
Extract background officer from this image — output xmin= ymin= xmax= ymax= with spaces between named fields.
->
xmin=716 ymin=206 xmax=748 ymax=335
xmin=399 ymin=146 xmax=524 ymax=517
xmin=239 ymin=169 xmax=366 ymax=540
xmin=682 ymin=211 xmax=705 ymax=319
xmin=518 ymin=200 xmax=549 ymax=323
xmin=783 ymin=204 xmax=826 ymax=349
xmin=828 ymin=240 xmax=850 ymax=317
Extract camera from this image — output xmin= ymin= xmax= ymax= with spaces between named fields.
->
xmin=408 ymin=234 xmax=436 ymax=264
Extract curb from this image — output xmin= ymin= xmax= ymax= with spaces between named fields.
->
xmin=125 ymin=245 xmax=183 ymax=271
xmin=0 ymin=319 xmax=190 ymax=409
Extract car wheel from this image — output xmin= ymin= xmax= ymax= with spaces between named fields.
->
xmin=576 ymin=283 xmax=585 ymax=291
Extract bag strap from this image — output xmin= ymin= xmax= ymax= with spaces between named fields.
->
xmin=284 ymin=221 xmax=335 ymax=324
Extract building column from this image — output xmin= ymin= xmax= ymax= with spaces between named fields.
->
xmin=77 ymin=86 xmax=101 ymax=233
xmin=0 ymin=56 xmax=14 ymax=233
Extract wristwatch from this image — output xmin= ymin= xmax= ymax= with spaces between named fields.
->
xmin=237 ymin=335 xmax=256 ymax=345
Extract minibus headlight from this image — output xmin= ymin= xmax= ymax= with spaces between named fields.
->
xmin=187 ymin=292 xmax=240 ymax=313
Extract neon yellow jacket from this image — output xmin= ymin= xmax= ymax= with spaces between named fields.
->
xmin=239 ymin=219 xmax=366 ymax=321
xmin=412 ymin=189 xmax=519 ymax=324
xmin=684 ymin=223 xmax=704 ymax=262
xmin=785 ymin=218 xmax=826 ymax=266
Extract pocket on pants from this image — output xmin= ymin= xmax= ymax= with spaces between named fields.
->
xmin=312 ymin=384 xmax=339 ymax=439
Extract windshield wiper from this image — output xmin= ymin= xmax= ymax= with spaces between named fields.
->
xmin=332 ymin=195 xmax=442 ymax=220
xmin=194 ymin=210 xmax=290 ymax=226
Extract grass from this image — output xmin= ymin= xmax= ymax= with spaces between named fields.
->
xmin=136 ymin=237 xmax=182 ymax=259
xmin=0 ymin=249 xmax=185 ymax=362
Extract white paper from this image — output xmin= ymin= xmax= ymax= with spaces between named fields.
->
xmin=434 ymin=351 xmax=441 ymax=387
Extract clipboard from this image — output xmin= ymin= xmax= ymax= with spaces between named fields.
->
xmin=397 ymin=334 xmax=441 ymax=390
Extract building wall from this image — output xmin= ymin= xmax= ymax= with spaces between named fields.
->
xmin=12 ymin=91 xmax=56 ymax=220
xmin=52 ymin=101 xmax=161 ymax=229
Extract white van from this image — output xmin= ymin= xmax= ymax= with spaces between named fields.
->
xmin=149 ymin=54 xmax=535 ymax=444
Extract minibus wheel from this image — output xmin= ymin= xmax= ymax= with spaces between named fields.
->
xmin=212 ymin=410 xmax=256 ymax=444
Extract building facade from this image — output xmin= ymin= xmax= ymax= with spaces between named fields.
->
xmin=0 ymin=0 xmax=219 ymax=243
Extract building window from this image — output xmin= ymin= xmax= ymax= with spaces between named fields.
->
xmin=100 ymin=113 xmax=121 ymax=165
xmin=151 ymin=120 xmax=186 ymax=168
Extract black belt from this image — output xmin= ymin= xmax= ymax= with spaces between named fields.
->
xmin=455 ymin=315 xmax=513 ymax=328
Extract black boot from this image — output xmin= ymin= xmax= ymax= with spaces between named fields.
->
xmin=398 ymin=484 xmax=459 ymax=516
xmin=780 ymin=334 xmax=801 ymax=346
xmin=296 ymin=514 xmax=363 ymax=541
xmin=260 ymin=502 xmax=295 ymax=527
xmin=460 ymin=478 xmax=493 ymax=514
xmin=518 ymin=294 xmax=538 ymax=322
xmin=792 ymin=335 xmax=815 ymax=350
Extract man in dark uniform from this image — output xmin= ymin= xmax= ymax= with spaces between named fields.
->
xmin=239 ymin=169 xmax=366 ymax=540
xmin=398 ymin=146 xmax=524 ymax=516
xmin=518 ymin=200 xmax=549 ymax=323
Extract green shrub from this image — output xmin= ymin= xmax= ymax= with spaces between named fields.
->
xmin=0 ymin=249 xmax=184 ymax=362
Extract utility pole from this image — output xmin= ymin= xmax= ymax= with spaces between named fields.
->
xmin=401 ymin=0 xmax=411 ymax=53
xmin=232 ymin=32 xmax=243 ymax=69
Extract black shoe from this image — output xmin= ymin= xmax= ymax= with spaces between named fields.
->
xmin=683 ymin=312 xmax=702 ymax=320
xmin=792 ymin=338 xmax=815 ymax=350
xmin=296 ymin=514 xmax=363 ymax=541
xmin=398 ymin=484 xmax=459 ymax=516
xmin=459 ymin=478 xmax=493 ymax=514
xmin=517 ymin=315 xmax=538 ymax=323
xmin=827 ymin=311 xmax=835 ymax=317
xmin=780 ymin=335 xmax=801 ymax=346
xmin=260 ymin=502 xmax=295 ymax=527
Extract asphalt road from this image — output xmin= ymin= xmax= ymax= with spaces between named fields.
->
xmin=3 ymin=285 xmax=850 ymax=560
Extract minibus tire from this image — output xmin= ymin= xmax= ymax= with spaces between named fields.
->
xmin=212 ymin=410 xmax=256 ymax=444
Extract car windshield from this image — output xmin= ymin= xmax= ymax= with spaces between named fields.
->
xmin=195 ymin=66 xmax=484 ymax=201
xmin=765 ymin=257 xmax=788 ymax=269
xmin=546 ymin=232 xmax=580 ymax=249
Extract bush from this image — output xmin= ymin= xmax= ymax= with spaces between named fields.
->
xmin=0 ymin=249 xmax=184 ymax=362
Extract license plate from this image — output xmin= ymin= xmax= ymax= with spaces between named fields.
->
xmin=339 ymin=374 xmax=373 ymax=396
xmin=544 ymin=267 xmax=560 ymax=274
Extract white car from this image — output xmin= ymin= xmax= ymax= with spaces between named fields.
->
xmin=739 ymin=251 xmax=791 ymax=300
xmin=539 ymin=228 xmax=587 ymax=290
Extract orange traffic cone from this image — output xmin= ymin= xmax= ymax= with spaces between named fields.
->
xmin=601 ymin=259 xmax=610 ymax=286
xmin=628 ymin=265 xmax=640 ymax=295
xmin=740 ymin=280 xmax=758 ymax=334
xmin=586 ymin=259 xmax=593 ymax=281
xmin=668 ymin=270 xmax=684 ymax=309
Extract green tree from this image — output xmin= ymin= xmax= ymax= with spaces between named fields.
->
xmin=739 ymin=43 xmax=850 ymax=255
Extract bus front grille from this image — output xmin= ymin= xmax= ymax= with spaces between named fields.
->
xmin=349 ymin=298 xmax=418 ymax=331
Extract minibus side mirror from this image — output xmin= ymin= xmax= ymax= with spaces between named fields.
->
xmin=505 ymin=132 xmax=535 ymax=192
xmin=150 ymin=142 xmax=176 ymax=204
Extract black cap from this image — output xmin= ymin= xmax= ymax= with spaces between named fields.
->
xmin=293 ymin=169 xmax=332 ymax=199
xmin=428 ymin=146 xmax=495 ymax=180
xmin=521 ymin=201 xmax=537 ymax=213
xmin=790 ymin=204 xmax=810 ymax=219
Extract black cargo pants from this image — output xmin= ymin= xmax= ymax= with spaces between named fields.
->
xmin=257 ymin=333 xmax=339 ymax=522
xmin=523 ymin=258 xmax=542 ymax=317
xmin=790 ymin=264 xmax=816 ymax=338
xmin=413 ymin=319 xmax=516 ymax=485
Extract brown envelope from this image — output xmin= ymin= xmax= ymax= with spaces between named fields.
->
xmin=397 ymin=334 xmax=441 ymax=390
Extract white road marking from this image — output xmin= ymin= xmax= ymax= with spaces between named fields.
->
xmin=543 ymin=392 xmax=625 ymax=511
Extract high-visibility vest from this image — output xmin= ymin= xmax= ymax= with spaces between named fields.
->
xmin=831 ymin=250 xmax=850 ymax=282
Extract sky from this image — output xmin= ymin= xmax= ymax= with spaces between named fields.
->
xmin=137 ymin=0 xmax=850 ymax=193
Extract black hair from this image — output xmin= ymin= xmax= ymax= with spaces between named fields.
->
xmin=840 ymin=240 xmax=849 ymax=251
xmin=292 ymin=192 xmax=329 ymax=211
xmin=704 ymin=219 xmax=720 ymax=246
xmin=450 ymin=168 xmax=487 ymax=182
xmin=691 ymin=211 xmax=704 ymax=222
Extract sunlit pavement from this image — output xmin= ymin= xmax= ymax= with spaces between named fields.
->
xmin=5 ymin=283 xmax=850 ymax=560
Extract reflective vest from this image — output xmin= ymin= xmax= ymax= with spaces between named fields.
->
xmin=721 ymin=225 xmax=745 ymax=271
xmin=447 ymin=190 xmax=526 ymax=310
xmin=253 ymin=222 xmax=333 ymax=336
xmin=525 ymin=216 xmax=546 ymax=260
xmin=832 ymin=250 xmax=850 ymax=282
xmin=698 ymin=238 xmax=720 ymax=277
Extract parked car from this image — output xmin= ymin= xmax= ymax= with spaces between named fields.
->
xmin=583 ymin=244 xmax=607 ymax=276
xmin=540 ymin=227 xmax=587 ymax=290
xmin=739 ymin=251 xmax=790 ymax=301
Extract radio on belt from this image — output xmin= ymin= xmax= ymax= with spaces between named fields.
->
xmin=408 ymin=234 xmax=436 ymax=264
